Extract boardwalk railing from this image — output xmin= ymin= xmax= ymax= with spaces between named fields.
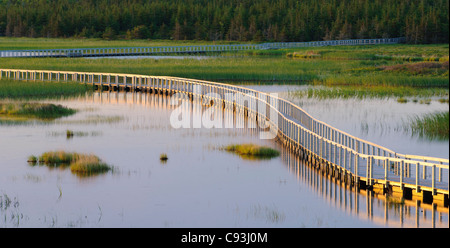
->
xmin=0 ymin=38 xmax=405 ymax=58
xmin=0 ymin=68 xmax=448 ymax=203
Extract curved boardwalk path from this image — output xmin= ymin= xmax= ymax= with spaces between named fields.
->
xmin=0 ymin=38 xmax=404 ymax=58
xmin=0 ymin=68 xmax=448 ymax=208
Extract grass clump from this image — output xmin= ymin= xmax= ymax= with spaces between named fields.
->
xmin=37 ymin=151 xmax=75 ymax=165
xmin=0 ymin=102 xmax=76 ymax=120
xmin=27 ymin=155 xmax=38 ymax=163
xmin=224 ymin=143 xmax=280 ymax=159
xmin=408 ymin=111 xmax=449 ymax=140
xmin=160 ymin=153 xmax=168 ymax=161
xmin=28 ymin=150 xmax=112 ymax=176
xmin=69 ymin=154 xmax=111 ymax=174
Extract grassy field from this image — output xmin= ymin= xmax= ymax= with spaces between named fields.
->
xmin=0 ymin=54 xmax=448 ymax=88
xmin=0 ymin=37 xmax=249 ymax=50
xmin=283 ymin=43 xmax=449 ymax=60
xmin=1 ymin=39 xmax=448 ymax=88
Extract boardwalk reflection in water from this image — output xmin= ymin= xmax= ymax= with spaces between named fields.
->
xmin=280 ymin=147 xmax=448 ymax=228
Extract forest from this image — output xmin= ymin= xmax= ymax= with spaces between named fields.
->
xmin=0 ymin=0 xmax=448 ymax=43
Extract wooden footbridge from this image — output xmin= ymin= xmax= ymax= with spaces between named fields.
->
xmin=0 ymin=67 xmax=448 ymax=208
xmin=0 ymin=38 xmax=404 ymax=58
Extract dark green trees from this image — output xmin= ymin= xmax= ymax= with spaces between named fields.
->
xmin=0 ymin=0 xmax=448 ymax=43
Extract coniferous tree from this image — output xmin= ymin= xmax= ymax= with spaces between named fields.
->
xmin=0 ymin=0 xmax=447 ymax=43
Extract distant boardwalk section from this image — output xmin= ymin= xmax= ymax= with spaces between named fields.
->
xmin=0 ymin=38 xmax=405 ymax=58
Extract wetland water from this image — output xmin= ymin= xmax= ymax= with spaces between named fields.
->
xmin=0 ymin=89 xmax=448 ymax=228
xmin=244 ymin=84 xmax=449 ymax=159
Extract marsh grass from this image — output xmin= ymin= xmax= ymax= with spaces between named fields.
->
xmin=1 ymin=56 xmax=447 ymax=88
xmin=284 ymin=44 xmax=449 ymax=60
xmin=289 ymin=85 xmax=448 ymax=100
xmin=0 ymin=56 xmax=320 ymax=82
xmin=1 ymin=42 xmax=448 ymax=104
xmin=408 ymin=111 xmax=449 ymax=140
xmin=29 ymin=150 xmax=112 ymax=176
xmin=0 ymin=37 xmax=249 ymax=51
xmin=0 ymin=102 xmax=76 ymax=120
xmin=0 ymin=79 xmax=92 ymax=99
xmin=159 ymin=153 xmax=168 ymax=161
xmin=381 ymin=61 xmax=449 ymax=76
xmin=69 ymin=154 xmax=111 ymax=175
xmin=224 ymin=143 xmax=280 ymax=159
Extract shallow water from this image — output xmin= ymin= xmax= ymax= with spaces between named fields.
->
xmin=242 ymin=84 xmax=449 ymax=159
xmin=0 ymin=91 xmax=448 ymax=227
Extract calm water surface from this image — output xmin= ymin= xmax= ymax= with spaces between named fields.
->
xmin=0 ymin=90 xmax=448 ymax=227
xmin=243 ymin=84 xmax=449 ymax=159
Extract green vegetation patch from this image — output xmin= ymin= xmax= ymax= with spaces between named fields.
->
xmin=408 ymin=111 xmax=449 ymax=140
xmin=225 ymin=144 xmax=280 ymax=159
xmin=289 ymin=85 xmax=449 ymax=100
xmin=0 ymin=102 xmax=76 ymax=120
xmin=1 ymin=44 xmax=448 ymax=88
xmin=0 ymin=79 xmax=92 ymax=99
xmin=28 ymin=151 xmax=112 ymax=176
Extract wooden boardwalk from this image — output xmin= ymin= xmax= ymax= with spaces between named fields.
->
xmin=0 ymin=49 xmax=448 ymax=208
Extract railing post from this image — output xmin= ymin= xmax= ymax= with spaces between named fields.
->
xmin=367 ymin=156 xmax=371 ymax=186
xmin=384 ymin=158 xmax=389 ymax=184
xmin=355 ymin=153 xmax=359 ymax=184
xmin=416 ymin=162 xmax=420 ymax=192
xmin=432 ymin=164 xmax=436 ymax=195
xmin=400 ymin=160 xmax=404 ymax=190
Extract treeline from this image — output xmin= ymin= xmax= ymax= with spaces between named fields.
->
xmin=0 ymin=0 xmax=448 ymax=43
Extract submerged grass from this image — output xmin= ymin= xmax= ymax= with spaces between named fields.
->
xmin=28 ymin=150 xmax=112 ymax=176
xmin=408 ymin=111 xmax=449 ymax=140
xmin=225 ymin=143 xmax=280 ymax=159
xmin=0 ymin=102 xmax=76 ymax=120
